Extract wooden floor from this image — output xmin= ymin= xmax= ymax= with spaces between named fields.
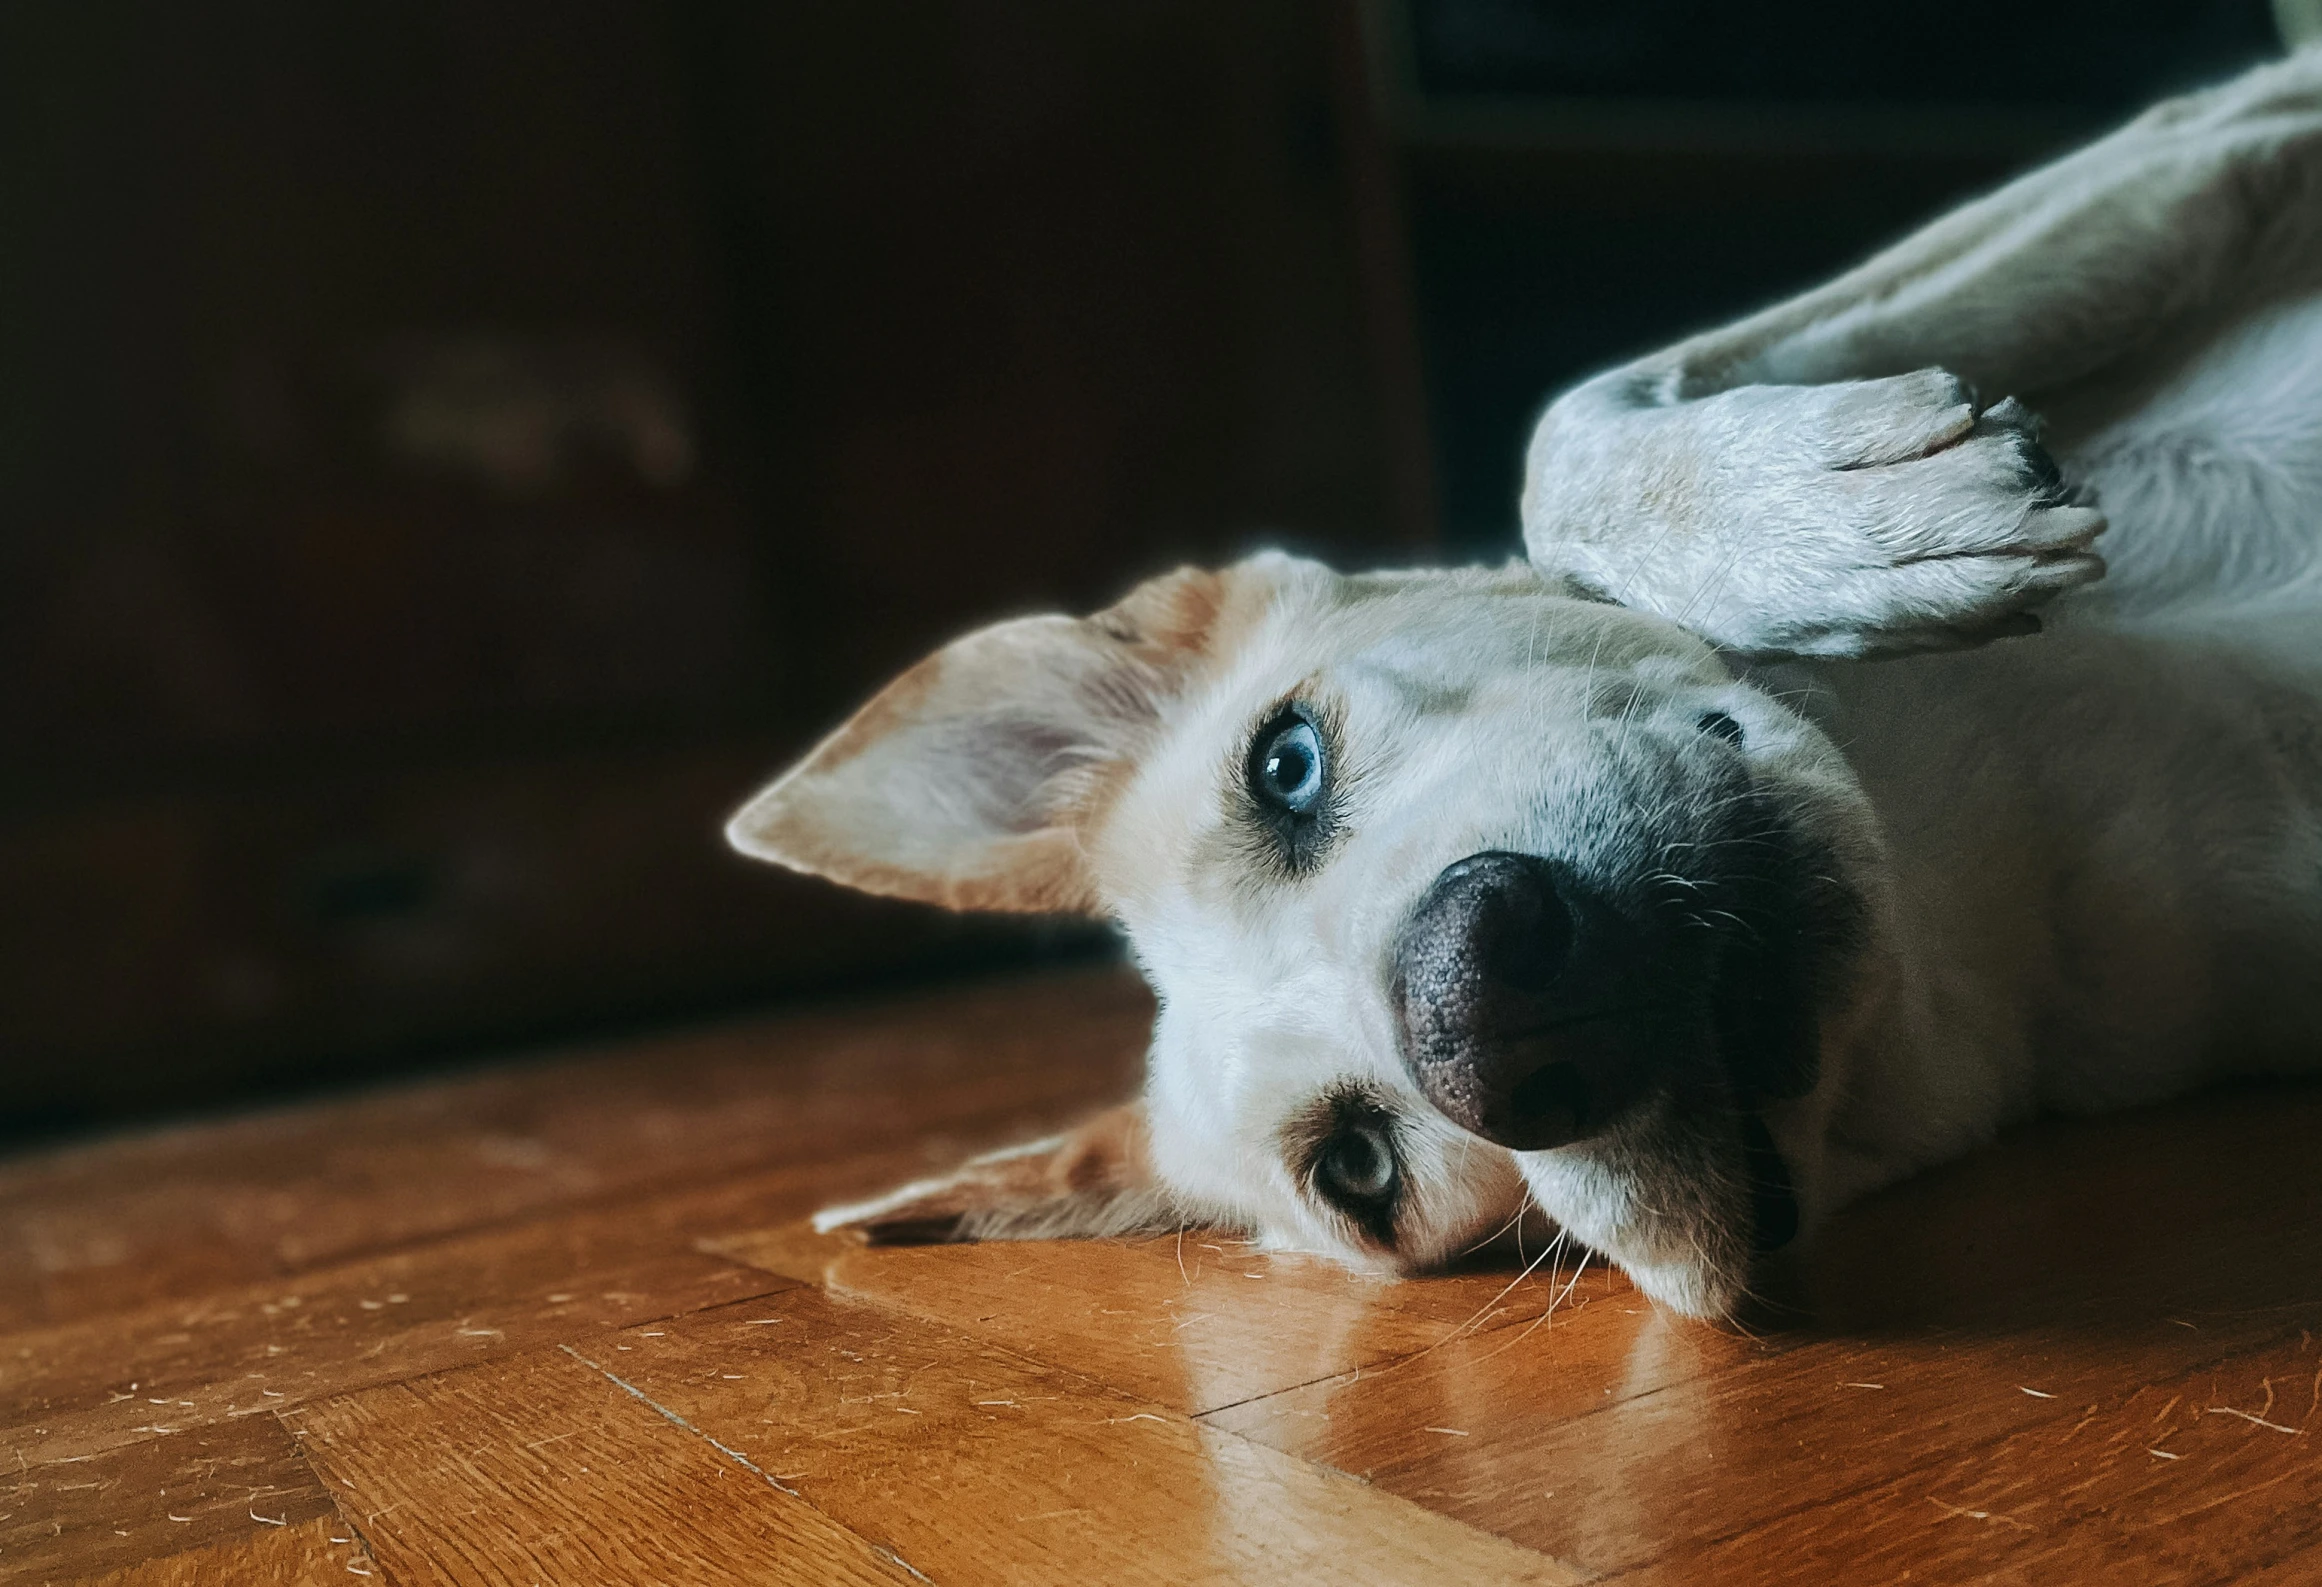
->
xmin=3 ymin=966 xmax=2320 ymax=1586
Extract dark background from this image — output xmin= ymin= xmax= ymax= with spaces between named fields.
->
xmin=0 ymin=0 xmax=2290 ymax=1139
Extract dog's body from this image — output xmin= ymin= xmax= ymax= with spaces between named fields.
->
xmin=732 ymin=50 xmax=2322 ymax=1318
xmin=1527 ymin=49 xmax=2322 ymax=1242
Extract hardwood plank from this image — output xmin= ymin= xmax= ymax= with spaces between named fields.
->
xmin=1622 ymin=1330 xmax=2322 ymax=1586
xmin=710 ymin=1219 xmax=1624 ymax=1415
xmin=0 ymin=1414 xmax=345 ymax=1586
xmin=72 ymin=1517 xmax=377 ymax=1587
xmin=16 ymin=1196 xmax=270 ymax=1328
xmin=2234 ymin=1540 xmax=2322 ymax=1586
xmin=1200 ymin=1284 xmax=1770 ymax=1476
xmin=0 ymin=966 xmax=1149 ymax=1327
xmin=288 ymin=1348 xmax=919 ymax=1587
xmin=569 ymin=1289 xmax=1584 ymax=1585
xmin=0 ymin=1154 xmax=981 ymax=1577
xmin=0 ymin=1120 xmax=1168 ymax=1468
xmin=0 ymin=1158 xmax=874 ymax=1465
xmin=1316 ymin=1317 xmax=2319 ymax=1577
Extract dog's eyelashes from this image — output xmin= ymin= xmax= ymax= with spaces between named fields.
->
xmin=1253 ymin=713 xmax=1325 ymax=814
xmin=1316 ymin=1123 xmax=1397 ymax=1206
xmin=1242 ymin=702 xmax=1340 ymax=871
xmin=1697 ymin=710 xmax=1746 ymax=747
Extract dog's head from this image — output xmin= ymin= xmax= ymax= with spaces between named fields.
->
xmin=730 ymin=555 xmax=1889 ymax=1317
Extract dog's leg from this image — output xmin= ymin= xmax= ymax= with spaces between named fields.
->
xmin=1524 ymin=48 xmax=2322 ymax=657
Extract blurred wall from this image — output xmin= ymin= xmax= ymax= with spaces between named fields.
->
xmin=0 ymin=1 xmax=1429 ymax=1132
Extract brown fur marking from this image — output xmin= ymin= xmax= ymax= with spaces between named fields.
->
xmin=1051 ymin=1102 xmax=1154 ymax=1193
xmin=821 ymin=1104 xmax=1174 ymax=1247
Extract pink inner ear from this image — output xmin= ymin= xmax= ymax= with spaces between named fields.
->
xmin=724 ymin=616 xmax=1142 ymax=913
xmin=945 ymin=714 xmax=1106 ymax=837
xmin=727 ymin=557 xmax=1285 ymax=914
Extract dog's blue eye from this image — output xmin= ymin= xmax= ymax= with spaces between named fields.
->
xmin=1243 ymin=704 xmax=1338 ymax=870
xmin=1257 ymin=718 xmax=1325 ymax=813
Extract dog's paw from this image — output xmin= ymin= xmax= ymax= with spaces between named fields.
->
xmin=1533 ymin=371 xmax=2107 ymax=658
xmin=1786 ymin=382 xmax=2106 ymax=656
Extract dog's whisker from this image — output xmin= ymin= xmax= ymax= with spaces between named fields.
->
xmin=1438 ymin=1192 xmax=1562 ymax=1346
xmin=1458 ymin=1199 xmax=1531 ymax=1260
xmin=1469 ymin=1228 xmax=1590 ymax=1365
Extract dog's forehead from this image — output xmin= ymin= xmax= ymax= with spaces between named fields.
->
xmin=1094 ymin=562 xmax=1723 ymax=894
xmin=1295 ymin=562 xmax=1718 ymax=675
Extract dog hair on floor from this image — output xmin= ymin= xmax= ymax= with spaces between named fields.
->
xmin=729 ymin=47 xmax=2322 ymax=1319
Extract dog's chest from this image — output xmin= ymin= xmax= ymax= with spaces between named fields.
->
xmin=1788 ymin=627 xmax=2322 ymax=1106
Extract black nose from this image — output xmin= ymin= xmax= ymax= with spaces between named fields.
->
xmin=1391 ymin=852 xmax=1654 ymax=1150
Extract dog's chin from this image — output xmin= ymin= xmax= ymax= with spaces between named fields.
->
xmin=1514 ymin=1092 xmax=1770 ymax=1321
xmin=1502 ymin=932 xmax=1821 ymax=1321
xmin=1619 ymin=1247 xmax=1749 ymax=1321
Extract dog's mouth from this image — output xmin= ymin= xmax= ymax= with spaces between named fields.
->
xmin=1395 ymin=781 xmax=1858 ymax=1284
xmin=1698 ymin=798 xmax=1838 ymax=1255
xmin=1738 ymin=1109 xmax=1800 ymax=1254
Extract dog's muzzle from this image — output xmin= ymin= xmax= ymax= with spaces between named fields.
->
xmin=1389 ymin=850 xmax=1700 ymax=1152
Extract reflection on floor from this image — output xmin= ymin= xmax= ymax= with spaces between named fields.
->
xmin=2 ymin=965 xmax=2317 ymax=1585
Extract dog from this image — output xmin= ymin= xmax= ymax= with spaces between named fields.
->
xmin=726 ymin=49 xmax=2322 ymax=1319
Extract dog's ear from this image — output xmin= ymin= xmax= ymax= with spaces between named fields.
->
xmin=726 ymin=563 xmax=1264 ymax=912
xmin=811 ymin=1103 xmax=1188 ymax=1245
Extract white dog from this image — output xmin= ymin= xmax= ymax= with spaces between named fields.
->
xmin=727 ymin=49 xmax=2322 ymax=1318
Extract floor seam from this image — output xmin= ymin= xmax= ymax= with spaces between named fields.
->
xmin=271 ymin=1403 xmax=392 ymax=1583
xmin=555 ymin=1340 xmax=941 ymax=1585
